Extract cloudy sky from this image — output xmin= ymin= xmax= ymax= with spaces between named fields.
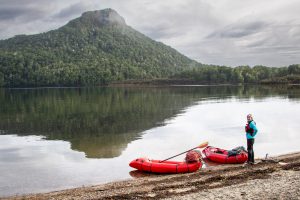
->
xmin=0 ymin=0 xmax=300 ymax=67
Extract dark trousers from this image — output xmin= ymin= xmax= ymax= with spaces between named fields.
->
xmin=247 ymin=139 xmax=255 ymax=163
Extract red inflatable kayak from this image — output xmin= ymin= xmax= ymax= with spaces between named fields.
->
xmin=129 ymin=158 xmax=202 ymax=173
xmin=202 ymin=146 xmax=247 ymax=164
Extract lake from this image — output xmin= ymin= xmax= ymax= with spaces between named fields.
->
xmin=1 ymin=85 xmax=300 ymax=197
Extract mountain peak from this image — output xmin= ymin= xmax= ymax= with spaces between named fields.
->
xmin=0 ymin=8 xmax=195 ymax=87
xmin=80 ymin=8 xmax=126 ymax=27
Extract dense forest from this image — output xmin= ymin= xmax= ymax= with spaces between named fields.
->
xmin=0 ymin=9 xmax=299 ymax=87
xmin=173 ymin=64 xmax=300 ymax=84
xmin=0 ymin=9 xmax=196 ymax=87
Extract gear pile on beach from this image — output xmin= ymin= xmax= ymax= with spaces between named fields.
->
xmin=185 ymin=150 xmax=202 ymax=163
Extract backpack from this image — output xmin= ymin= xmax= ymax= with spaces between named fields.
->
xmin=228 ymin=146 xmax=246 ymax=157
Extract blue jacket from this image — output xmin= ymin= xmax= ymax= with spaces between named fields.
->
xmin=246 ymin=121 xmax=258 ymax=139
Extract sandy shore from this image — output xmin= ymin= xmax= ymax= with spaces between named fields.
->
xmin=3 ymin=152 xmax=300 ymax=200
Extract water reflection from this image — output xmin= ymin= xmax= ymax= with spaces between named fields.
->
xmin=0 ymin=85 xmax=300 ymax=159
xmin=0 ymin=87 xmax=204 ymax=158
xmin=1 ymin=85 xmax=300 ymax=197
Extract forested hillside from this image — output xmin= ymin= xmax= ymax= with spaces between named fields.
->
xmin=0 ymin=8 xmax=299 ymax=87
xmin=0 ymin=9 xmax=197 ymax=87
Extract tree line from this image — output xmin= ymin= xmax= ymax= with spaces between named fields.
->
xmin=172 ymin=64 xmax=300 ymax=84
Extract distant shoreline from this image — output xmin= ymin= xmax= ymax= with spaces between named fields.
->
xmin=6 ymin=151 xmax=300 ymax=200
xmin=2 ymin=79 xmax=300 ymax=89
xmin=109 ymin=79 xmax=239 ymax=86
xmin=109 ymin=79 xmax=273 ymax=86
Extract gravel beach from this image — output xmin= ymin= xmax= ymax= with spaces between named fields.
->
xmin=2 ymin=152 xmax=300 ymax=200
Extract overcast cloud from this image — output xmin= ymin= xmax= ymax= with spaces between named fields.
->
xmin=0 ymin=0 xmax=299 ymax=66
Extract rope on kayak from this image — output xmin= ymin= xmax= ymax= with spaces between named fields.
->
xmin=185 ymin=150 xmax=202 ymax=163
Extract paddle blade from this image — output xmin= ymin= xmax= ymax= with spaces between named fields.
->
xmin=197 ymin=141 xmax=208 ymax=148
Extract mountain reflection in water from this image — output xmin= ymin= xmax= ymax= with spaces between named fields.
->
xmin=0 ymin=85 xmax=300 ymax=158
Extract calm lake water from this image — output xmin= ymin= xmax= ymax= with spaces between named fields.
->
xmin=1 ymin=85 xmax=300 ymax=197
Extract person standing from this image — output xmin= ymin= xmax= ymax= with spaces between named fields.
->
xmin=245 ymin=114 xmax=258 ymax=164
